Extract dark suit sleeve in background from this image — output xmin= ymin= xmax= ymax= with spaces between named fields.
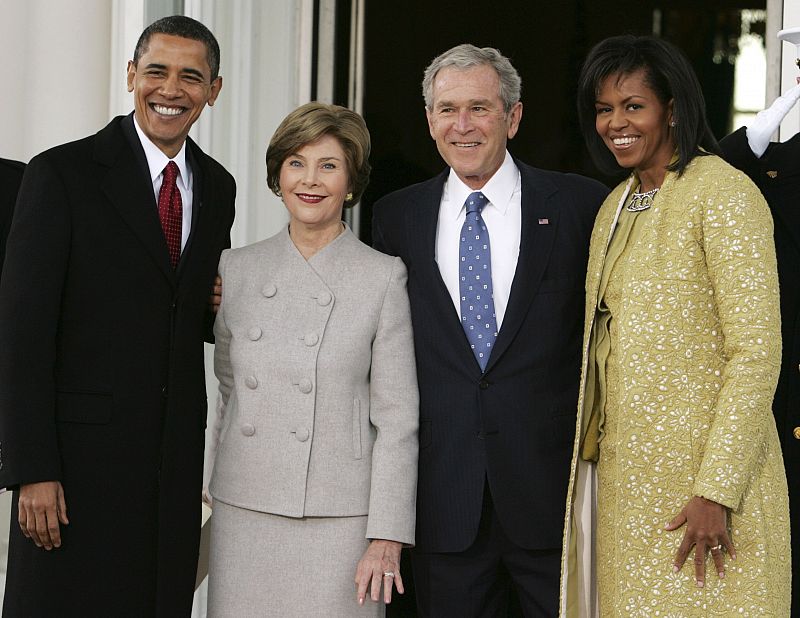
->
xmin=719 ymin=127 xmax=762 ymax=184
xmin=203 ymin=179 xmax=235 ymax=344
xmin=0 ymin=158 xmax=26 ymax=277
xmin=0 ymin=154 xmax=71 ymax=488
xmin=371 ymin=197 xmax=393 ymax=257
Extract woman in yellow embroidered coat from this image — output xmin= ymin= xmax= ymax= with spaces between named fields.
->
xmin=560 ymin=35 xmax=791 ymax=617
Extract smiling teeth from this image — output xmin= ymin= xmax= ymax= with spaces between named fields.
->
xmin=613 ymin=136 xmax=638 ymax=146
xmin=297 ymin=194 xmax=323 ymax=202
xmin=454 ymin=142 xmax=480 ymax=147
xmin=153 ymin=104 xmax=183 ymax=116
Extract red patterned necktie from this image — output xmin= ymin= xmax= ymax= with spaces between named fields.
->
xmin=158 ymin=161 xmax=183 ymax=268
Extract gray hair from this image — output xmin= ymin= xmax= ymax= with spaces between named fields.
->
xmin=422 ymin=44 xmax=522 ymax=113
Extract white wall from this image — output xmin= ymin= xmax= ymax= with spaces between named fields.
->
xmin=0 ymin=0 xmax=113 ymax=161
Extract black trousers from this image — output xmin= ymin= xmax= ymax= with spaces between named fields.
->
xmin=410 ymin=483 xmax=560 ymax=617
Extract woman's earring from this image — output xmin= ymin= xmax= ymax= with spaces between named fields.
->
xmin=345 ymin=192 xmax=354 ymax=202
xmin=275 ymin=189 xmax=282 ymax=197
xmin=669 ymin=119 xmax=677 ymax=127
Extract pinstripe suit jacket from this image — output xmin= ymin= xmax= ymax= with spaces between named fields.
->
xmin=373 ymin=160 xmax=607 ymax=552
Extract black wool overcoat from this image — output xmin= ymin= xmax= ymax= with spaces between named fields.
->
xmin=0 ymin=114 xmax=235 ymax=617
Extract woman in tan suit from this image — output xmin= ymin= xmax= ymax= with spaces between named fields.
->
xmin=560 ymin=36 xmax=790 ymax=616
xmin=206 ymin=103 xmax=419 ymax=617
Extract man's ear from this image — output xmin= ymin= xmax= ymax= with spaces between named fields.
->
xmin=126 ymin=61 xmax=136 ymax=93
xmin=207 ymin=76 xmax=223 ymax=106
xmin=506 ymin=101 xmax=523 ymax=140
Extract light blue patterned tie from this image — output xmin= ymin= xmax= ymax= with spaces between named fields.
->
xmin=459 ymin=191 xmax=497 ymax=371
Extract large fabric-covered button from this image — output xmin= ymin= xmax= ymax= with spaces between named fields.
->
xmin=241 ymin=423 xmax=256 ymax=437
xmin=262 ymin=284 xmax=277 ymax=298
xmin=248 ymin=327 xmax=262 ymax=341
xmin=794 ymin=427 xmax=800 ymax=440
xmin=294 ymin=428 xmax=309 ymax=442
xmin=298 ymin=378 xmax=313 ymax=394
xmin=303 ymin=333 xmax=319 ymax=346
xmin=245 ymin=375 xmax=259 ymax=389
xmin=316 ymin=291 xmax=332 ymax=306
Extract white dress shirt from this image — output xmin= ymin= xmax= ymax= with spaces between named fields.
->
xmin=133 ymin=116 xmax=193 ymax=251
xmin=435 ymin=151 xmax=521 ymax=329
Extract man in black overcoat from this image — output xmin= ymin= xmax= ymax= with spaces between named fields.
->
xmin=0 ymin=157 xmax=25 ymax=274
xmin=373 ymin=44 xmax=607 ymax=616
xmin=0 ymin=16 xmax=235 ymax=616
xmin=720 ymin=77 xmax=800 ymax=617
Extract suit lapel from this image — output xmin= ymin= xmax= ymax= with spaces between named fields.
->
xmin=485 ymin=163 xmax=559 ymax=372
xmin=412 ymin=172 xmax=479 ymax=371
xmin=96 ymin=116 xmax=175 ymax=285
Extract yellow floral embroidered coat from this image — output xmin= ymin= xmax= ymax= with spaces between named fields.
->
xmin=559 ymin=154 xmax=791 ymax=617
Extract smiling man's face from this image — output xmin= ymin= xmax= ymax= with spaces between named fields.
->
xmin=426 ymin=64 xmax=522 ymax=190
xmin=126 ymin=33 xmax=222 ymax=158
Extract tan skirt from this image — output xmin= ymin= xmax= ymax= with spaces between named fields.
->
xmin=207 ymin=501 xmax=384 ymax=617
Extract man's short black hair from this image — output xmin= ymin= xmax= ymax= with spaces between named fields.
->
xmin=133 ymin=15 xmax=220 ymax=81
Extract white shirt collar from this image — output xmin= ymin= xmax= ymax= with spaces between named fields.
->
xmin=132 ymin=114 xmax=190 ymax=190
xmin=443 ymin=151 xmax=519 ymax=219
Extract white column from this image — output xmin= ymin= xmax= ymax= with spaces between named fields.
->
xmin=343 ymin=0 xmax=365 ymax=235
xmin=186 ymin=0 xmax=314 ymax=250
xmin=0 ymin=0 xmax=113 ymax=162
xmin=109 ymin=0 xmax=146 ymax=119
xmin=766 ymin=0 xmax=783 ymax=105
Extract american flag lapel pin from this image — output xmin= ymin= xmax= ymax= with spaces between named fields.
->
xmin=538 ymin=218 xmax=549 ymax=225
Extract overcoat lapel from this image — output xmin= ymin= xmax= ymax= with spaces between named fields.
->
xmin=96 ymin=116 xmax=176 ymax=285
xmin=413 ymin=171 xmax=479 ymax=372
xmin=176 ymin=139 xmax=209 ymax=280
xmin=485 ymin=165 xmax=559 ymax=373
